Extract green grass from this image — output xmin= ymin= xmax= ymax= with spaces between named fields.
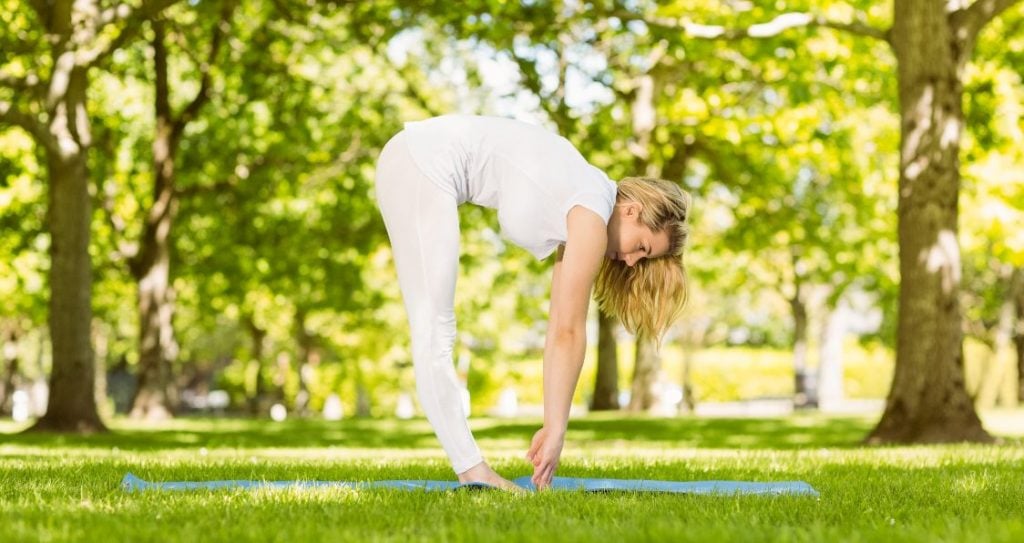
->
xmin=1 ymin=411 xmax=1023 ymax=542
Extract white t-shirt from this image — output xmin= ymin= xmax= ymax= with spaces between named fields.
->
xmin=402 ymin=115 xmax=618 ymax=259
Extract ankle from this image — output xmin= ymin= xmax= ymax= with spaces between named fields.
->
xmin=457 ymin=461 xmax=489 ymax=483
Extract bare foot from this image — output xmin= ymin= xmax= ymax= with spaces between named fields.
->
xmin=457 ymin=461 xmax=525 ymax=493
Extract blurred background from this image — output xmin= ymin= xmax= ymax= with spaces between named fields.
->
xmin=1 ymin=0 xmax=1022 ymax=429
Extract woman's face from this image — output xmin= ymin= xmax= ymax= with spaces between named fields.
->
xmin=606 ymin=202 xmax=670 ymax=267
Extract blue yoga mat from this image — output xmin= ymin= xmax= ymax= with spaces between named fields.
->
xmin=121 ymin=473 xmax=818 ymax=496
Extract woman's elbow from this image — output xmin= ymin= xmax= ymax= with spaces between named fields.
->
xmin=548 ymin=325 xmax=584 ymax=344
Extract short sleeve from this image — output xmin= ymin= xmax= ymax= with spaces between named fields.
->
xmin=564 ymin=192 xmax=612 ymax=225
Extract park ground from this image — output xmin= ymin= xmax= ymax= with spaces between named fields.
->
xmin=1 ymin=411 xmax=1023 ymax=543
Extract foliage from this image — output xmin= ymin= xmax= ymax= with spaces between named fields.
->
xmin=1 ymin=0 xmax=1022 ymax=417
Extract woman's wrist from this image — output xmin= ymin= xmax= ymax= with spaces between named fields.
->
xmin=542 ymin=421 xmax=568 ymax=436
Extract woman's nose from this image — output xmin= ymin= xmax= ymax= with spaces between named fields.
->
xmin=625 ymin=253 xmax=639 ymax=267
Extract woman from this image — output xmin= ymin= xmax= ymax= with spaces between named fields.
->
xmin=374 ymin=114 xmax=690 ymax=490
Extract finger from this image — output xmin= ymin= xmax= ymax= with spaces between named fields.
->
xmin=526 ymin=439 xmax=540 ymax=460
xmin=541 ymin=464 xmax=554 ymax=486
xmin=540 ymin=466 xmax=554 ymax=489
xmin=535 ymin=461 xmax=552 ymax=486
xmin=531 ymin=463 xmax=546 ymax=486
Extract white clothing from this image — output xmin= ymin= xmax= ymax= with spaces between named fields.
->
xmin=375 ymin=130 xmax=482 ymax=473
xmin=373 ymin=116 xmax=617 ymax=475
xmin=402 ymin=114 xmax=617 ymax=259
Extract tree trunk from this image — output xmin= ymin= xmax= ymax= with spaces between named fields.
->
xmin=247 ymin=317 xmax=267 ymax=415
xmin=975 ymin=267 xmax=1023 ymax=408
xmin=975 ymin=287 xmax=1017 ymax=409
xmin=590 ymin=311 xmax=620 ymax=410
xmin=790 ymin=278 xmax=816 ymax=408
xmin=628 ymin=335 xmax=659 ymax=411
xmin=355 ymin=359 xmax=371 ymax=417
xmin=28 ymin=38 xmax=106 ymax=431
xmin=867 ymin=0 xmax=991 ymax=443
xmin=128 ymin=245 xmax=177 ymax=420
xmin=1 ymin=328 xmax=19 ymax=415
xmin=679 ymin=338 xmax=696 ymax=414
xmin=128 ymin=19 xmax=186 ymax=420
xmin=677 ymin=316 xmax=709 ymax=414
xmin=295 ymin=310 xmax=315 ymax=416
xmin=1015 ymin=268 xmax=1024 ymax=402
xmin=129 ymin=69 xmax=179 ymax=417
xmin=817 ymin=302 xmax=846 ymax=412
xmin=38 ymin=146 xmax=106 ymax=432
xmin=128 ymin=2 xmax=236 ymax=416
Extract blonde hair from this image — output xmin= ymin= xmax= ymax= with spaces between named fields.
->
xmin=593 ymin=177 xmax=691 ymax=344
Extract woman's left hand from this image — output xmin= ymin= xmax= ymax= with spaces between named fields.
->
xmin=526 ymin=426 xmax=565 ymax=489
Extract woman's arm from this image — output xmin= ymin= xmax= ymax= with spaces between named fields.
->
xmin=527 ymin=205 xmax=607 ymax=488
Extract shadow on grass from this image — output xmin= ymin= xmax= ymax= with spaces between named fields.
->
xmin=0 ymin=417 xmax=443 ymax=451
xmin=0 ymin=414 xmax=877 ymax=452
xmin=476 ymin=414 xmax=876 ymax=449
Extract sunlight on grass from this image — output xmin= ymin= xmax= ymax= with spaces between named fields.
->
xmin=3 ymin=413 xmax=1024 ymax=542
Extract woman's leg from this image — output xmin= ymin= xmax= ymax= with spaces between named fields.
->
xmin=374 ymin=132 xmax=483 ymax=475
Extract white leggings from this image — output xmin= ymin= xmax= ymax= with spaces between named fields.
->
xmin=374 ymin=130 xmax=483 ymax=475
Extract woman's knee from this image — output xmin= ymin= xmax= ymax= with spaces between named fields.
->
xmin=409 ymin=311 xmax=457 ymax=364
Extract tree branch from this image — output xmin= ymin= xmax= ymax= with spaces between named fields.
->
xmin=98 ymin=177 xmax=140 ymax=261
xmin=80 ymin=0 xmax=184 ymax=69
xmin=174 ymin=0 xmax=237 ymax=138
xmin=952 ymin=0 xmax=1023 ymax=44
xmin=612 ymin=9 xmax=890 ymax=44
xmin=0 ymin=72 xmax=44 ymax=97
xmin=174 ymin=179 xmax=237 ymax=200
xmin=0 ymin=100 xmax=55 ymax=151
xmin=396 ymin=62 xmax=446 ymax=118
xmin=508 ymin=48 xmax=566 ymax=126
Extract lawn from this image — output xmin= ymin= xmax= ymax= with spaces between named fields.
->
xmin=1 ymin=411 xmax=1022 ymax=542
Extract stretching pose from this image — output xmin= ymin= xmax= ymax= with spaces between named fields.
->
xmin=374 ymin=115 xmax=691 ymax=490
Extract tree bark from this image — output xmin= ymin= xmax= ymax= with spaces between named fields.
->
xmin=974 ymin=288 xmax=1017 ymax=409
xmin=127 ymin=4 xmax=234 ymax=417
xmin=867 ymin=0 xmax=991 ymax=443
xmin=7 ymin=0 xmax=181 ymax=435
xmin=1015 ymin=267 xmax=1024 ymax=402
xmin=1 ymin=328 xmax=19 ymax=415
xmin=817 ymin=301 xmax=846 ymax=412
xmin=677 ymin=317 xmax=709 ymax=414
xmin=628 ymin=335 xmax=659 ymax=411
xmin=29 ymin=31 xmax=106 ymax=431
xmin=590 ymin=311 xmax=620 ymax=410
xmin=294 ymin=310 xmax=315 ymax=416
xmin=679 ymin=344 xmax=695 ymax=413
xmin=790 ymin=275 xmax=816 ymax=408
xmin=247 ymin=317 xmax=267 ymax=415
xmin=975 ymin=267 xmax=1023 ymax=408
xmin=33 ymin=116 xmax=106 ymax=432
xmin=128 ymin=20 xmax=181 ymax=420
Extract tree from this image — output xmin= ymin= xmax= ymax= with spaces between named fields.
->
xmin=617 ymin=0 xmax=1021 ymax=442
xmin=867 ymin=0 xmax=1020 ymax=442
xmin=100 ymin=0 xmax=238 ymax=419
xmin=1 ymin=0 xmax=180 ymax=432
